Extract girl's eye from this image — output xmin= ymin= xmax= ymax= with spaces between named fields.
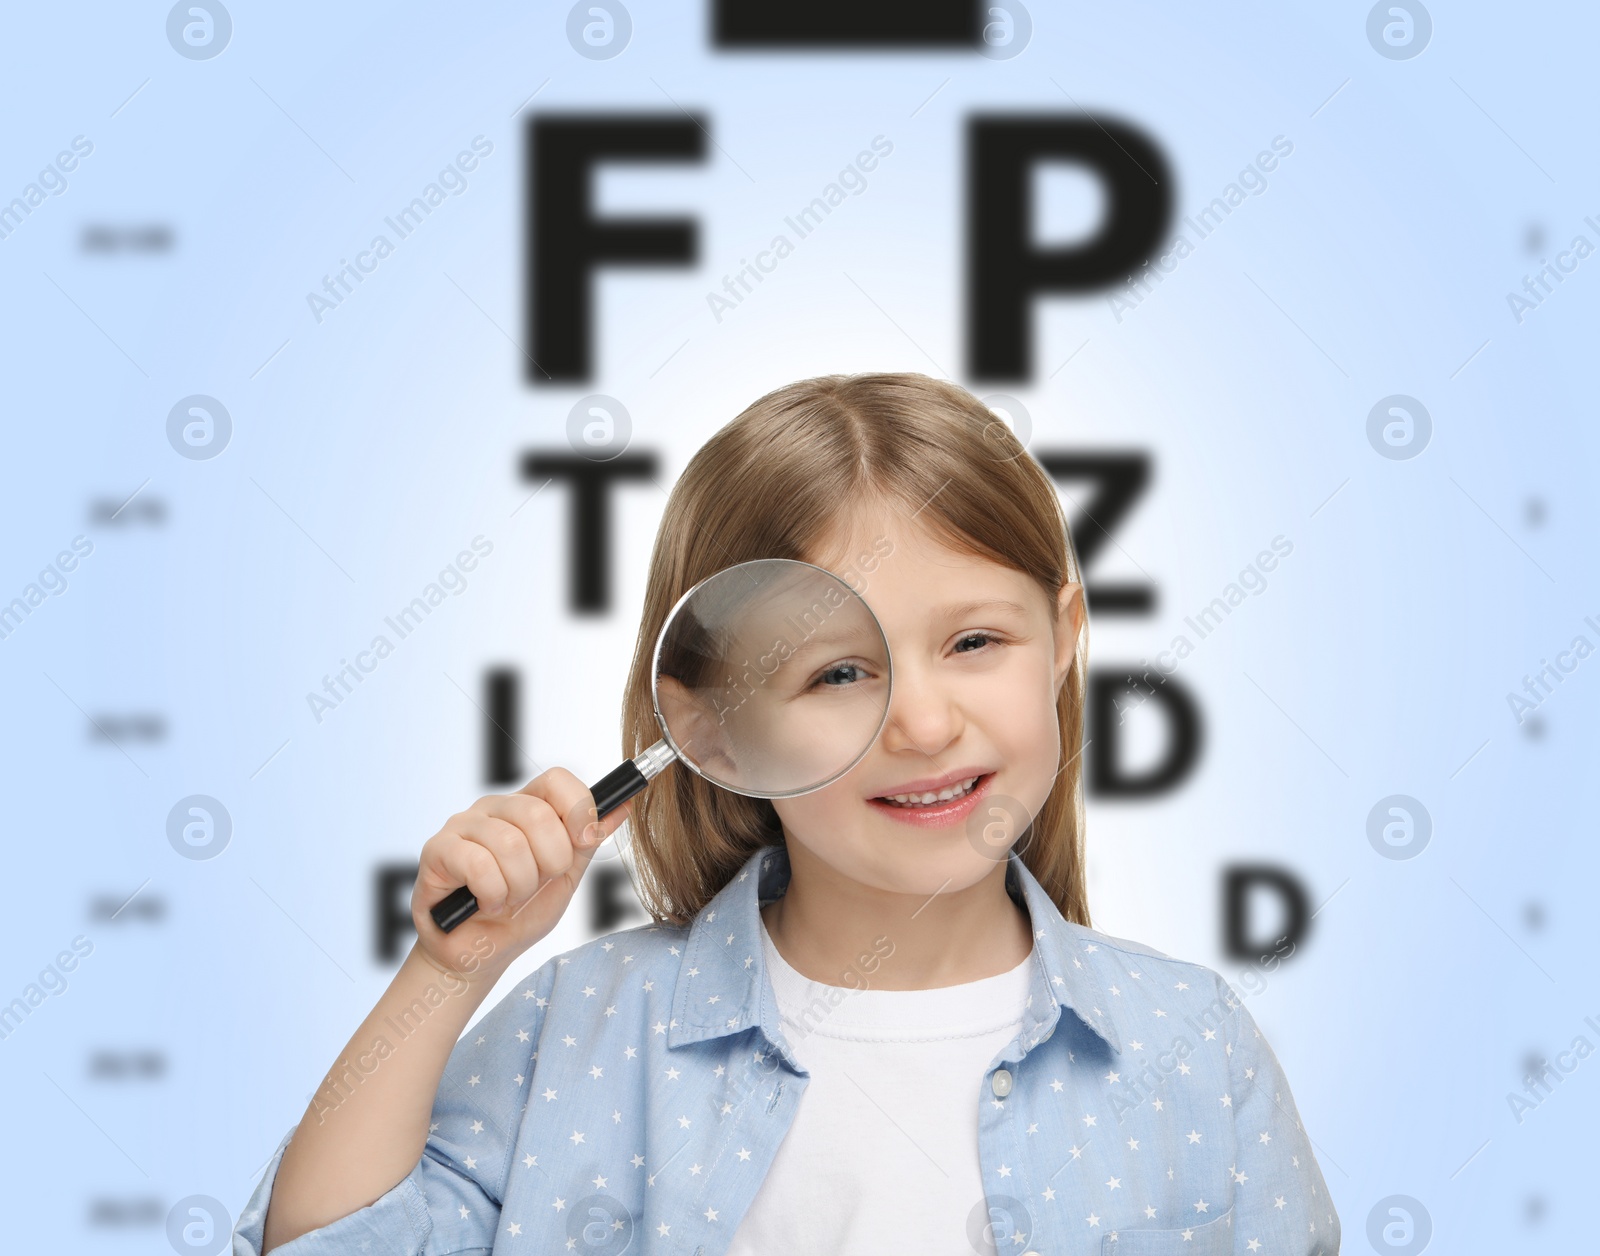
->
xmin=809 ymin=661 xmax=869 ymax=689
xmin=954 ymin=632 xmax=1001 ymax=654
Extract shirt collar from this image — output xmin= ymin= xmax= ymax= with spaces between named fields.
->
xmin=668 ymin=844 xmax=1126 ymax=1063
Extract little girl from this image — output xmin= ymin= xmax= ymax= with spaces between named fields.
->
xmin=236 ymin=372 xmax=1340 ymax=1255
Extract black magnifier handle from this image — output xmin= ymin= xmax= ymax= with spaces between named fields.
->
xmin=429 ymin=739 xmax=678 ymax=933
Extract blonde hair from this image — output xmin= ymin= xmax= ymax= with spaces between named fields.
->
xmin=618 ymin=372 xmax=1092 ymax=928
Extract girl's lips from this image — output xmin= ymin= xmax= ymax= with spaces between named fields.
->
xmin=865 ymin=771 xmax=995 ymax=828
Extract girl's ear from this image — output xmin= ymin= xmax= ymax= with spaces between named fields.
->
xmin=655 ymin=675 xmax=738 ymax=780
xmin=1052 ymin=581 xmax=1086 ymax=689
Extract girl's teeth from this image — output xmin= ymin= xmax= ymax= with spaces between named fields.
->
xmin=880 ymin=776 xmax=981 ymax=807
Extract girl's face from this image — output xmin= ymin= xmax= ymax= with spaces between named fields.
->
xmin=768 ymin=503 xmax=1084 ymax=898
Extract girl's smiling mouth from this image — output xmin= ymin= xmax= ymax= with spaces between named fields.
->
xmin=866 ymin=770 xmax=996 ymax=827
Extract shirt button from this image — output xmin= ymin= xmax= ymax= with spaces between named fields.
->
xmin=990 ymin=1068 xmax=1013 ymax=1097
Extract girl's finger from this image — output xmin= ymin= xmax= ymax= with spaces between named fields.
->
xmin=419 ymin=830 xmax=509 ymax=917
xmin=451 ymin=812 xmax=542 ymax=909
xmin=478 ymin=792 xmax=580 ymax=889
xmin=519 ymin=766 xmax=632 ymax=848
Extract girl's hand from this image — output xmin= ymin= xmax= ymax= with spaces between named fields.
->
xmin=410 ymin=768 xmax=634 ymax=981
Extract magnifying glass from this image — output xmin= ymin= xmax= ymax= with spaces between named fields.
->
xmin=430 ymin=558 xmax=893 ymax=932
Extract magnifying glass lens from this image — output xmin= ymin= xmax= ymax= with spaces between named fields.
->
xmin=655 ymin=561 xmax=890 ymax=797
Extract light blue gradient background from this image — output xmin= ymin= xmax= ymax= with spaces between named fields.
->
xmin=0 ymin=2 xmax=1592 ymax=1252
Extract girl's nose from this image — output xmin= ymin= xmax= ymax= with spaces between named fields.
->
xmin=880 ymin=659 xmax=964 ymax=756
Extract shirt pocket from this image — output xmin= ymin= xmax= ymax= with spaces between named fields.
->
xmin=1101 ymin=1205 xmax=1234 ymax=1256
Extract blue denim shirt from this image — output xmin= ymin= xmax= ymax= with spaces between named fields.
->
xmin=234 ymin=844 xmax=1339 ymax=1255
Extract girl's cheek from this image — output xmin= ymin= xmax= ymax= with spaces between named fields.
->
xmin=992 ymin=666 xmax=1054 ymax=729
xmin=996 ymin=668 xmax=1064 ymax=781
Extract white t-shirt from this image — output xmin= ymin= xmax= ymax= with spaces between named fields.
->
xmin=725 ymin=914 xmax=1034 ymax=1254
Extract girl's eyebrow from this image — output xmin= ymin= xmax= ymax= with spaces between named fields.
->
xmin=932 ymin=598 xmax=1031 ymax=620
xmin=781 ymin=629 xmax=873 ymax=659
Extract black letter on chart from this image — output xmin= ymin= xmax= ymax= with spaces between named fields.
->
xmin=376 ymin=863 xmax=419 ymax=962
xmin=967 ymin=116 xmax=1173 ymax=382
xmin=1222 ymin=865 xmax=1310 ymax=961
xmin=1035 ymin=451 xmax=1154 ymax=616
xmin=1087 ymin=669 xmax=1201 ymax=796
xmin=485 ymin=667 xmax=523 ymax=785
xmin=713 ymin=0 xmax=980 ymax=45
xmin=528 ymin=115 xmax=705 ymax=383
xmin=521 ymin=452 xmax=660 ymax=613
xmin=589 ymin=864 xmax=649 ymax=933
